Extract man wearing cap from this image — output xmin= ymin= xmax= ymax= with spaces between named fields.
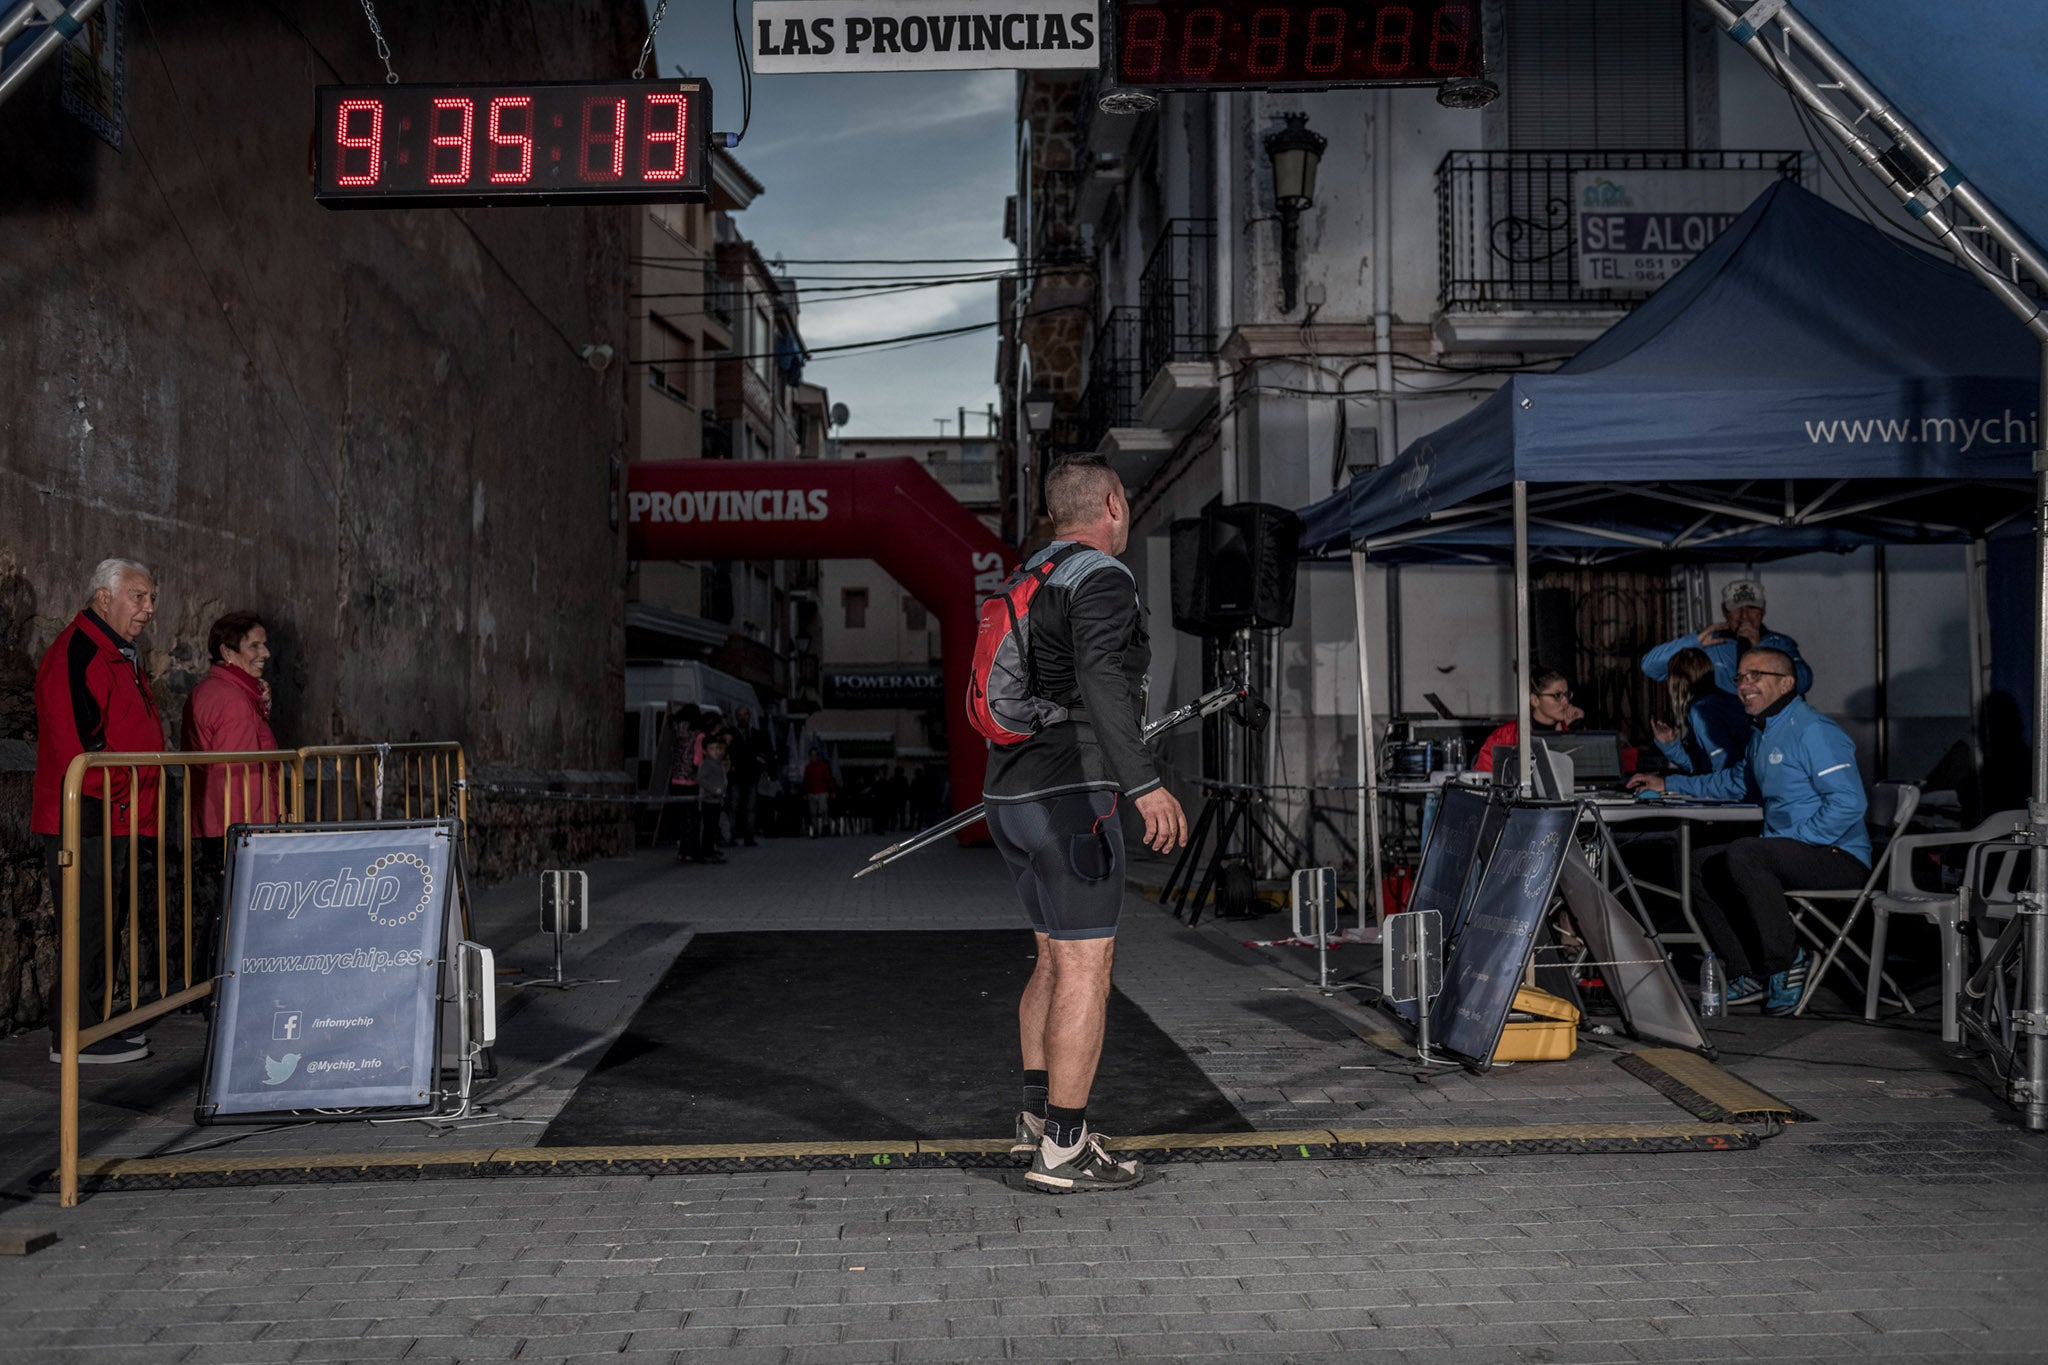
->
xmin=1642 ymin=578 xmax=1812 ymax=696
xmin=1627 ymin=648 xmax=1867 ymax=1014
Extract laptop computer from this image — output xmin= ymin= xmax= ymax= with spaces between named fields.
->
xmin=1543 ymin=730 xmax=1629 ymax=790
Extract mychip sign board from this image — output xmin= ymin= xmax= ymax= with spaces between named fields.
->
xmin=1428 ymin=804 xmax=1575 ymax=1069
xmin=199 ymin=823 xmax=457 ymax=1121
xmin=1573 ymin=168 xmax=1784 ymax=293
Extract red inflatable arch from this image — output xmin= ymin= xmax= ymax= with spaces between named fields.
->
xmin=627 ymin=457 xmax=1013 ymax=823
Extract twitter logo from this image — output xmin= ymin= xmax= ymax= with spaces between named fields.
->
xmin=262 ymin=1053 xmax=301 ymax=1086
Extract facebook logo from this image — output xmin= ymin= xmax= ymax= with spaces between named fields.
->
xmin=273 ymin=1011 xmax=303 ymax=1041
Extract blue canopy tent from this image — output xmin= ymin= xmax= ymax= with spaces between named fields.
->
xmin=1299 ymin=178 xmax=2041 ymax=959
xmin=1299 ymin=182 xmax=2038 ymax=562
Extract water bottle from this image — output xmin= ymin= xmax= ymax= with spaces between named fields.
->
xmin=1698 ymin=951 xmax=1726 ymax=1021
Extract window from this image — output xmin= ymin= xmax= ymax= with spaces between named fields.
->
xmin=646 ymin=322 xmax=692 ymax=404
xmin=1507 ymin=0 xmax=1689 ymax=149
xmin=904 ymin=599 xmax=927 ymax=631
xmin=842 ymin=588 xmax=869 ymax=629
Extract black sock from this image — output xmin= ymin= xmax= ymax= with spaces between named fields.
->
xmin=1021 ymin=1070 xmax=1049 ymax=1119
xmin=1043 ymin=1102 xmax=1087 ymax=1148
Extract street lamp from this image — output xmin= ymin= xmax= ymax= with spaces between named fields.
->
xmin=1024 ymin=382 xmax=1055 ymax=521
xmin=1263 ymin=112 xmax=1326 ymax=313
xmin=1024 ymin=383 xmax=1055 ymax=436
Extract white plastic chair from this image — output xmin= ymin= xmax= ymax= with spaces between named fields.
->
xmin=1864 ymin=810 xmax=2032 ymax=1041
xmin=1786 ymin=781 xmax=1919 ymax=1016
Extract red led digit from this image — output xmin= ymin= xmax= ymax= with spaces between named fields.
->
xmin=1122 ymin=8 xmax=1165 ymax=78
xmin=1179 ymin=7 xmax=1222 ymax=78
xmin=1247 ymin=7 xmax=1288 ymax=75
xmin=487 ymin=96 xmax=535 ymax=183
xmin=334 ymin=98 xmax=382 ymax=187
xmin=1371 ymin=4 xmax=1415 ymax=73
xmin=427 ymin=97 xmax=473 ymax=185
xmin=580 ymin=97 xmax=627 ymax=181
xmin=1305 ymin=7 xmax=1344 ymax=73
xmin=642 ymin=93 xmax=688 ymax=182
xmin=1428 ymin=3 xmax=1474 ymax=73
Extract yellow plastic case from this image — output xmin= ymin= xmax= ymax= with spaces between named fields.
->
xmin=1493 ymin=985 xmax=1581 ymax=1062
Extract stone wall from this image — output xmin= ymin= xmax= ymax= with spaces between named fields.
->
xmin=0 ymin=2 xmax=646 ymax=1029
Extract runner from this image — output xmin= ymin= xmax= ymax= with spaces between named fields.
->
xmin=983 ymin=454 xmax=1189 ymax=1194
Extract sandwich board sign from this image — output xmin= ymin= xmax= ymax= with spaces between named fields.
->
xmin=1428 ymin=804 xmax=1575 ymax=1069
xmin=198 ymin=822 xmax=456 ymax=1122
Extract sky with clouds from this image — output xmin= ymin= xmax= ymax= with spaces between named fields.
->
xmin=651 ymin=6 xmax=1016 ymax=439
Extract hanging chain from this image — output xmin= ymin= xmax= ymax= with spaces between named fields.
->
xmin=633 ymin=0 xmax=670 ymax=79
xmin=357 ymin=0 xmax=399 ymax=84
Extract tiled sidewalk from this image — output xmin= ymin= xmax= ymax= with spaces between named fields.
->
xmin=0 ymin=835 xmax=2043 ymax=1363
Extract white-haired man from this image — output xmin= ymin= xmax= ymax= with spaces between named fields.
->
xmin=32 ymin=558 xmax=166 ymax=1064
xmin=1642 ymin=578 xmax=1813 ymax=696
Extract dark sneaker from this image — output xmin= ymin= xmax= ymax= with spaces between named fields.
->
xmin=1010 ymin=1110 xmax=1045 ymax=1156
xmin=1783 ymin=947 xmax=1810 ymax=995
xmin=1026 ymin=1131 xmax=1143 ymax=1194
xmin=50 ymin=1037 xmax=149 ymax=1065
xmin=1725 ymin=974 xmax=1764 ymax=1007
xmin=1764 ymin=950 xmax=1810 ymax=1016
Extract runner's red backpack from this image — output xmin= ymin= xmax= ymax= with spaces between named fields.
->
xmin=966 ymin=545 xmax=1081 ymax=745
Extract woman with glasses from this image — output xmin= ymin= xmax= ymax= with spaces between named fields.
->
xmin=1651 ymin=647 xmax=1749 ymax=777
xmin=1473 ymin=668 xmax=1585 ymax=773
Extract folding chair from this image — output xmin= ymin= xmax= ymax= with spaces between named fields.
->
xmin=1786 ymin=780 xmax=1919 ymax=1016
xmin=1862 ymin=809 xmax=2030 ymax=1042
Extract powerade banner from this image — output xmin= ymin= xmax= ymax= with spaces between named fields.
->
xmin=198 ymin=823 xmax=455 ymax=1121
xmin=1429 ymin=805 xmax=1575 ymax=1069
xmin=751 ymin=0 xmax=1098 ymax=72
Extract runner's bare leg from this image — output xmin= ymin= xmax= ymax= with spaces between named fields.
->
xmin=1042 ymin=936 xmax=1115 ymax=1108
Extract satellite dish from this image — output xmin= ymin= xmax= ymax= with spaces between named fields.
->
xmin=830 ymin=402 xmax=851 ymax=427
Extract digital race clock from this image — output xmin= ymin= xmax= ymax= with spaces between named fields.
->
xmin=313 ymin=79 xmax=711 ymax=209
xmin=1106 ymin=0 xmax=1480 ymax=90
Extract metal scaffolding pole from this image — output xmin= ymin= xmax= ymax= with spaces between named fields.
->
xmin=1700 ymin=0 xmax=2048 ymax=1128
xmin=0 ymin=0 xmax=105 ymax=109
xmin=1351 ymin=547 xmax=1385 ymax=932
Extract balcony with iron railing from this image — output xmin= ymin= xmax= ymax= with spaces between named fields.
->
xmin=1437 ymin=149 xmax=1812 ymax=313
xmin=1139 ymin=219 xmax=1217 ymax=379
xmin=1079 ymin=307 xmax=1145 ymax=453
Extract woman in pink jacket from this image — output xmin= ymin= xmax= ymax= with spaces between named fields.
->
xmin=183 ymin=611 xmax=281 ymax=841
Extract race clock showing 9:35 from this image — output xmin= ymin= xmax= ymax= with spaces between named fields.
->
xmin=312 ymin=79 xmax=711 ymax=209
xmin=1106 ymin=0 xmax=1480 ymax=90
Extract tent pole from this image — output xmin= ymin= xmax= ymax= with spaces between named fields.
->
xmin=1967 ymin=539 xmax=1990 ymax=806
xmin=1514 ymin=481 xmax=1533 ymax=797
xmin=2026 ymin=340 xmax=2048 ymax=1133
xmin=1874 ymin=546 xmax=1889 ymax=780
xmin=1351 ymin=546 xmax=1385 ymax=932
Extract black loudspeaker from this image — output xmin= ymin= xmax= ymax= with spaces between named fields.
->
xmin=1169 ymin=518 xmax=1211 ymax=635
xmin=1199 ymin=502 xmax=1302 ymax=632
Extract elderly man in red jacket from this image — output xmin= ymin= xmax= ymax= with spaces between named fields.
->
xmin=33 ymin=558 xmax=166 ymax=1065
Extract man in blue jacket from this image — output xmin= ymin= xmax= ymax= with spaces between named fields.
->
xmin=1628 ymin=648 xmax=1868 ymax=1014
xmin=1641 ymin=579 xmax=1813 ymax=696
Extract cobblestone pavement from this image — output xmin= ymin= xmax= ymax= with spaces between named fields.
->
xmin=1 ymin=834 xmax=2046 ymax=1363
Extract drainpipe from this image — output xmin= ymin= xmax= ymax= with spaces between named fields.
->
xmin=1216 ymin=91 xmax=1238 ymax=504
xmin=1372 ymin=90 xmax=1398 ymax=476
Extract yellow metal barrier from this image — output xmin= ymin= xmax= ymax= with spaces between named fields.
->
xmin=296 ymin=742 xmax=467 ymax=829
xmin=56 ymin=749 xmax=300 ymax=1207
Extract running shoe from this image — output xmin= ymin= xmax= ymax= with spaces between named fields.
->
xmin=1026 ymin=1130 xmax=1143 ymax=1194
xmin=1725 ymin=974 xmax=1764 ymax=1007
xmin=1764 ymin=949 xmax=1811 ymax=1017
xmin=49 ymin=1037 xmax=148 ymax=1065
xmin=1010 ymin=1110 xmax=1044 ymax=1156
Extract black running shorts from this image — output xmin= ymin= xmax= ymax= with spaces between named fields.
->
xmin=986 ymin=790 xmax=1125 ymax=941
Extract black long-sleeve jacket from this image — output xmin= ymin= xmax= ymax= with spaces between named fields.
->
xmin=982 ymin=543 xmax=1162 ymax=805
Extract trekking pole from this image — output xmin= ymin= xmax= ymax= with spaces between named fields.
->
xmin=854 ymin=681 xmax=1252 ymax=878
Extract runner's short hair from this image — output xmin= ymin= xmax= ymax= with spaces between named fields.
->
xmin=1045 ymin=454 xmax=1121 ymax=532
